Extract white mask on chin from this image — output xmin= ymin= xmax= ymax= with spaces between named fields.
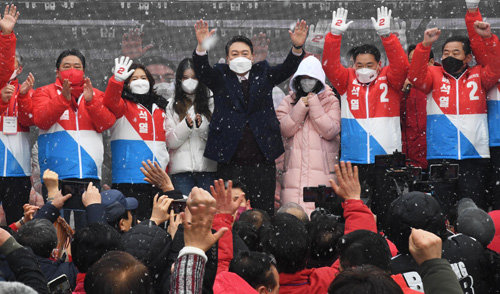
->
xmin=182 ymin=78 xmax=199 ymax=94
xmin=229 ymin=57 xmax=252 ymax=74
xmin=154 ymin=82 xmax=175 ymax=99
xmin=355 ymin=68 xmax=378 ymax=84
xmin=129 ymin=79 xmax=150 ymax=95
xmin=300 ymin=78 xmax=318 ymax=93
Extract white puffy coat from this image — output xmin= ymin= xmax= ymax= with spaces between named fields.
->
xmin=165 ymin=98 xmax=217 ymax=174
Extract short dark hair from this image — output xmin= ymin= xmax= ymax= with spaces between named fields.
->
xmin=307 ymin=214 xmax=344 ymax=268
xmin=234 ymin=209 xmax=271 ymax=252
xmin=262 ymin=213 xmax=309 ymax=274
xmin=225 ymin=35 xmax=254 ymax=56
xmin=353 ymin=44 xmax=381 ymax=63
xmin=338 ymin=230 xmax=392 ymax=272
xmin=442 ymin=36 xmax=471 ymax=56
xmin=15 ymin=219 xmax=57 ymax=258
xmin=84 ymin=251 xmax=151 ymax=294
xmin=328 ymin=265 xmax=404 ymax=294
xmin=238 ymin=209 xmax=270 ymax=229
xmin=56 ymin=49 xmax=86 ymax=69
xmin=408 ymin=44 xmax=434 ymax=60
xmin=107 ymin=210 xmax=131 ymax=232
xmin=229 ymin=251 xmax=277 ymax=290
xmin=71 ymin=223 xmax=121 ymax=273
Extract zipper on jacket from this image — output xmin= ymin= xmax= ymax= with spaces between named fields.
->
xmin=456 ymin=78 xmax=461 ymax=160
xmin=365 ymin=84 xmax=371 ymax=164
xmin=140 ymin=104 xmax=157 ymax=163
xmin=76 ymin=95 xmax=83 ymax=179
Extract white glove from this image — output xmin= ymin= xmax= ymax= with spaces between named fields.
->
xmin=331 ymin=7 xmax=353 ymax=36
xmin=371 ymin=6 xmax=392 ymax=36
xmin=114 ymin=56 xmax=135 ymax=82
xmin=465 ymin=0 xmax=480 ymax=9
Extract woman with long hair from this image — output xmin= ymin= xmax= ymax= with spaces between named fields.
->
xmin=165 ymin=58 xmax=216 ymax=195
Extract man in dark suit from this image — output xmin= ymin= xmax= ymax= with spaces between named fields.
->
xmin=193 ymin=19 xmax=308 ymax=215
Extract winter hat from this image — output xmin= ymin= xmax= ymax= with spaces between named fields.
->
xmin=456 ymin=198 xmax=495 ymax=247
xmin=384 ymin=191 xmax=446 ymax=254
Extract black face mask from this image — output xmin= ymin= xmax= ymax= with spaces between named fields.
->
xmin=442 ymin=56 xmax=465 ymax=74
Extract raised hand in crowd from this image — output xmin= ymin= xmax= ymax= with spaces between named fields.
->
xmin=121 ymin=28 xmax=153 ymax=59
xmin=22 ymin=204 xmax=38 ymax=222
xmin=83 ymin=77 xmax=94 ymax=102
xmin=19 ymin=73 xmax=35 ymax=96
xmin=474 ymin=20 xmax=492 ymax=38
xmin=331 ymin=7 xmax=353 ymax=36
xmin=113 ymin=56 xmax=135 ymax=82
xmin=167 ymin=210 xmax=182 ymax=239
xmin=210 ymin=179 xmax=244 ymax=215
xmin=42 ymin=169 xmax=59 ymax=196
xmin=0 ymin=4 xmax=19 ymax=35
xmin=409 ymin=228 xmax=442 ymax=266
xmin=182 ymin=187 xmax=227 ymax=252
xmin=329 ymin=161 xmax=361 ymax=200
xmin=1 ymin=84 xmax=15 ymax=103
xmin=251 ymin=32 xmax=270 ymax=62
xmin=371 ymin=6 xmax=392 ymax=36
xmin=289 ymin=19 xmax=308 ymax=53
xmin=422 ymin=28 xmax=442 ymax=47
xmin=150 ymin=194 xmax=173 ymax=225
xmin=194 ymin=19 xmax=216 ymax=52
xmin=82 ymin=182 xmax=101 ymax=207
xmin=141 ymin=160 xmax=174 ymax=192
xmin=50 ymin=190 xmax=72 ymax=210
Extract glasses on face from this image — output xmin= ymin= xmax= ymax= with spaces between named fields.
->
xmin=151 ymin=74 xmax=174 ymax=83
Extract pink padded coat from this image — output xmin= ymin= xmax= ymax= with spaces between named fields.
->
xmin=276 ymin=56 xmax=341 ymax=214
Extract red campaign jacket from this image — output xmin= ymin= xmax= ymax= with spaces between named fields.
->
xmin=0 ymin=32 xmax=16 ymax=89
xmin=322 ymin=33 xmax=409 ymax=164
xmin=409 ymin=38 xmax=500 ymax=160
xmin=30 ymin=78 xmax=117 ymax=179
xmin=212 ymin=214 xmax=234 ymax=274
xmin=213 ymin=271 xmax=258 ymax=294
xmin=401 ymin=87 xmax=428 ymax=169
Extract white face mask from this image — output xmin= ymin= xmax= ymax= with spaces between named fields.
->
xmin=355 ymin=68 xmax=378 ymax=84
xmin=182 ymin=78 xmax=199 ymax=94
xmin=229 ymin=57 xmax=252 ymax=74
xmin=300 ymin=78 xmax=318 ymax=93
xmin=154 ymin=82 xmax=175 ymax=99
xmin=129 ymin=79 xmax=150 ymax=95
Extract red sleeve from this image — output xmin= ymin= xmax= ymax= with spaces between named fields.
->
xmin=408 ymin=43 xmax=434 ymax=94
xmin=102 ymin=76 xmax=126 ymax=118
xmin=0 ymin=33 xmax=16 ymax=88
xmin=383 ymin=34 xmax=410 ymax=91
xmin=9 ymin=222 xmax=19 ymax=232
xmin=342 ymin=199 xmax=377 ymax=235
xmin=212 ymin=213 xmax=234 ymax=274
xmin=0 ymin=97 xmax=8 ymax=114
xmin=466 ymin=10 xmax=488 ymax=66
xmin=322 ymin=33 xmax=350 ymax=95
xmin=479 ymin=34 xmax=500 ymax=91
xmin=32 ymin=86 xmax=71 ymax=130
xmin=17 ymin=89 xmax=35 ymax=127
xmin=85 ymin=90 xmax=117 ymax=132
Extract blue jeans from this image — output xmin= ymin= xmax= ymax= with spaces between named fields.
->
xmin=170 ymin=172 xmax=216 ymax=196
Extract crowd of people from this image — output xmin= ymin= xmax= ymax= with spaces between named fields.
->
xmin=0 ymin=0 xmax=500 ymax=293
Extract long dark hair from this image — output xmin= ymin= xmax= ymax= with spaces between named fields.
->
xmin=173 ymin=58 xmax=212 ymax=121
xmin=122 ymin=63 xmax=167 ymax=109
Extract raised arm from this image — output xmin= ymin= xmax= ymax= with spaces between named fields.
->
xmin=83 ymin=78 xmax=117 ymax=132
xmin=17 ymin=73 xmax=35 ymax=127
xmin=465 ymin=6 xmax=488 ymax=66
xmin=322 ymin=8 xmax=353 ymax=95
xmin=102 ymin=56 xmax=134 ymax=118
xmin=408 ymin=28 xmax=441 ymax=94
xmin=192 ymin=19 xmax=224 ymax=92
xmin=472 ymin=21 xmax=500 ymax=90
xmin=0 ymin=5 xmax=19 ymax=87
xmin=267 ymin=20 xmax=307 ymax=85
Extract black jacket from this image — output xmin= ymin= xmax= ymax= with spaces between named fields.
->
xmin=37 ymin=255 xmax=78 ymax=289
xmin=391 ymin=233 xmax=497 ymax=293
